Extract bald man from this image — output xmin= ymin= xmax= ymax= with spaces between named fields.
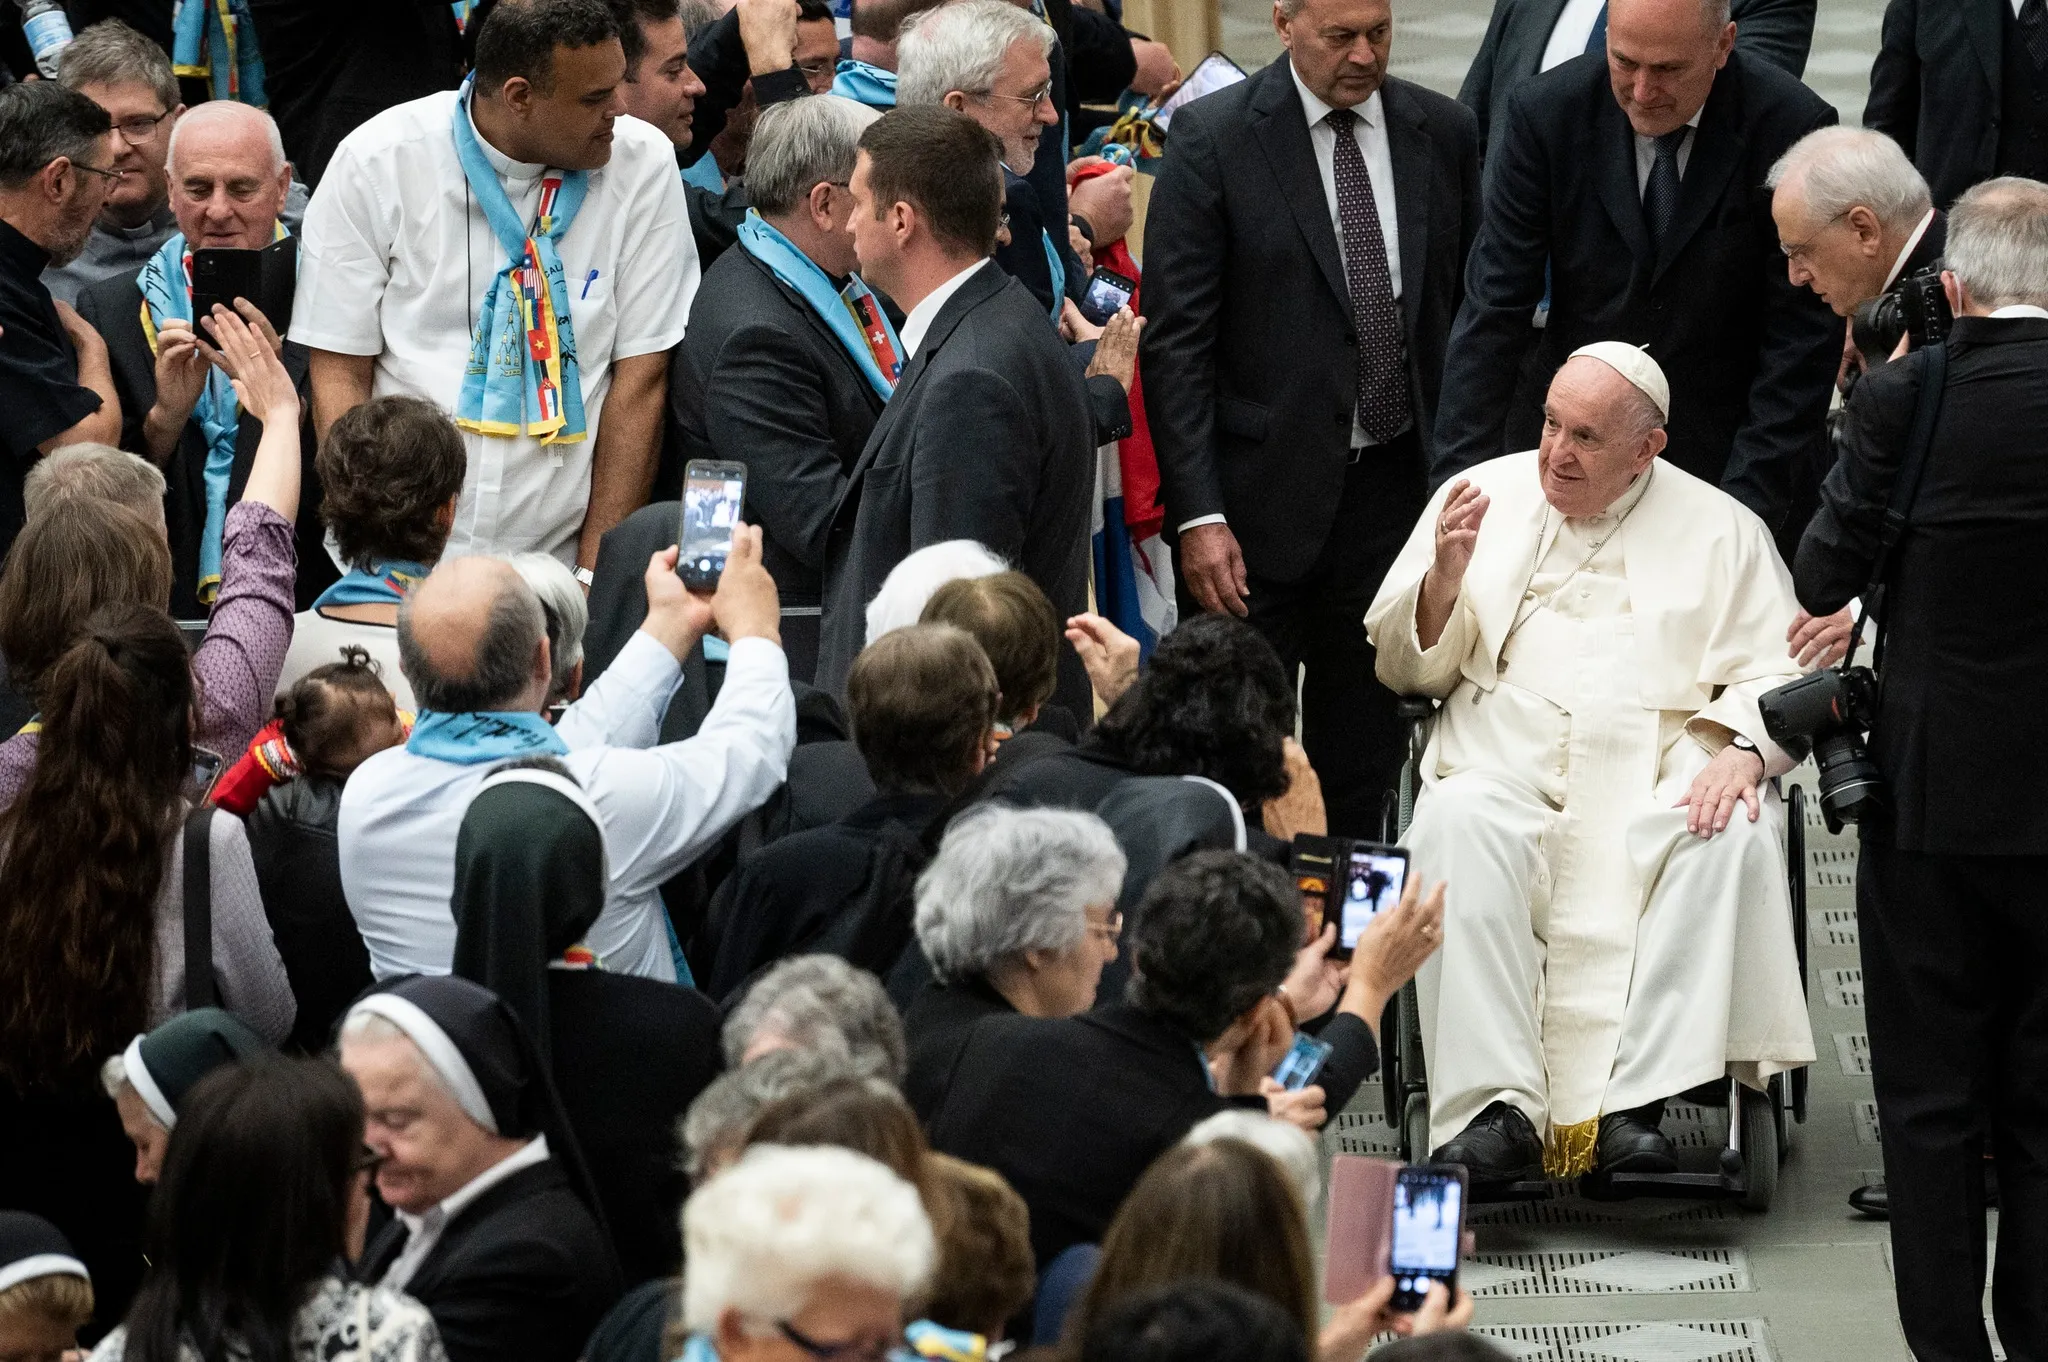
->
xmin=1368 ymin=345 xmax=1814 ymax=1185
xmin=74 ymin=100 xmax=332 ymax=616
xmin=337 ymin=530 xmax=795 ymax=983
xmin=1434 ymin=0 xmax=1841 ymax=549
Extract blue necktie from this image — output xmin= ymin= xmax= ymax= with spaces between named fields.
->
xmin=1585 ymin=2 xmax=1608 ymax=55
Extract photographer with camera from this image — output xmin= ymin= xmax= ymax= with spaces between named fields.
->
xmin=1788 ymin=175 xmax=2048 ymax=1362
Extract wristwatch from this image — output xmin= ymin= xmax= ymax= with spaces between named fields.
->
xmin=1729 ymin=735 xmax=1761 ymax=757
xmin=572 ymin=566 xmax=595 ymax=587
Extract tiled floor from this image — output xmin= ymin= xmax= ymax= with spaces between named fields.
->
xmin=1318 ymin=786 xmax=1915 ymax=1361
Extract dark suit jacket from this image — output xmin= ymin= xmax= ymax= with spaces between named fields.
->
xmin=1794 ymin=318 xmax=2048 ymax=856
xmin=548 ymin=972 xmax=722 ymax=1287
xmin=704 ymin=791 xmax=945 ymax=1002
xmin=75 ymin=268 xmax=336 ymax=617
xmin=818 ymin=263 xmax=1095 ymax=714
xmin=357 ymin=1160 xmax=621 ymax=1362
xmin=926 ymin=1004 xmax=1250 ymax=1269
xmin=1140 ymin=64 xmax=1481 ymax=582
xmin=683 ymin=243 xmax=887 ymax=609
xmin=1865 ymin=0 xmax=2008 ymax=210
xmin=1459 ymin=0 xmax=1816 ymax=159
xmin=1433 ymin=50 xmax=1839 ymax=530
xmin=904 ymin=975 xmax=1014 ymax=1122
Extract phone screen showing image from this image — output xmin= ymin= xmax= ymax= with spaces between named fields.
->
xmin=1079 ymin=269 xmax=1136 ymax=326
xmin=1271 ymin=1032 xmax=1334 ymax=1091
xmin=679 ymin=463 xmax=746 ymax=591
xmin=1389 ymin=1167 xmax=1464 ymax=1310
xmin=1342 ymin=844 xmax=1410 ymax=951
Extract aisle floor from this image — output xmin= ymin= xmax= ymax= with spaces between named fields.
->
xmin=1318 ymin=789 xmax=1934 ymax=1362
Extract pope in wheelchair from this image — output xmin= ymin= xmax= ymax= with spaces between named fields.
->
xmin=1364 ymin=344 xmax=1816 ymax=1186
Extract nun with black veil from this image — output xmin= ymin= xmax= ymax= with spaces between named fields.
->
xmin=448 ymin=763 xmax=725 ymax=1288
xmin=337 ymin=974 xmax=623 ymax=1362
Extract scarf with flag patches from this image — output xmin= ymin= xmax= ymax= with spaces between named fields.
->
xmin=451 ymin=78 xmax=591 ymax=447
xmin=736 ymin=211 xmax=903 ymax=401
xmin=172 ymin=0 xmax=266 ymax=105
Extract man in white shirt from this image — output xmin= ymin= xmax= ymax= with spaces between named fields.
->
xmin=292 ymin=0 xmax=699 ymax=577
xmin=338 ymin=524 xmax=794 ymax=983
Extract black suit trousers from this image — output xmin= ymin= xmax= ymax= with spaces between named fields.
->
xmin=1857 ymin=839 xmax=2048 ymax=1362
xmin=1179 ymin=432 xmax=1425 ymax=839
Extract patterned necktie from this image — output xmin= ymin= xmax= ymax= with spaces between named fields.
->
xmin=1325 ymin=107 xmax=1411 ymax=444
xmin=2022 ymin=0 xmax=2048 ymax=72
xmin=1641 ymin=127 xmax=1688 ymax=249
xmin=1584 ymin=1 xmax=1609 ymax=55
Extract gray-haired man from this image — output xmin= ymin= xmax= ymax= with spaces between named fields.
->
xmin=676 ymin=94 xmax=886 ymax=679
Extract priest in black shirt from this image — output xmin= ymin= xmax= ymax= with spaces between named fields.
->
xmin=0 ymin=81 xmax=124 ymax=558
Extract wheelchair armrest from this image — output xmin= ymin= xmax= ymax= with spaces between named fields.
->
xmin=1394 ymin=697 xmax=1438 ymax=722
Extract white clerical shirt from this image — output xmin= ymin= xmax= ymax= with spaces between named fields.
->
xmin=338 ymin=634 xmax=795 ymax=982
xmin=383 ymin=1135 xmax=551 ymax=1293
xmin=292 ymin=94 xmax=699 ymax=562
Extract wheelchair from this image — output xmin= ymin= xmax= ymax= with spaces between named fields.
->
xmin=1376 ymin=698 xmax=1811 ymax=1211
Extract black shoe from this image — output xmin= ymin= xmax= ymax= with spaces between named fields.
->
xmin=1596 ymin=1100 xmax=1677 ymax=1175
xmin=1430 ymin=1100 xmax=1544 ymax=1184
xmin=1849 ymin=1182 xmax=1888 ymax=1219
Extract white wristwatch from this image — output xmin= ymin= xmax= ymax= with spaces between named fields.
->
xmin=572 ymin=566 xmax=595 ymax=586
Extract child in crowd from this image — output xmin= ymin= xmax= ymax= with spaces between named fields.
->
xmin=210 ymin=649 xmax=410 ymax=814
xmin=0 ymin=1212 xmax=93 ymax=1362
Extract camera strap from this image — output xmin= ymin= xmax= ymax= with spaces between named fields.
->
xmin=1842 ymin=341 xmax=1949 ymax=664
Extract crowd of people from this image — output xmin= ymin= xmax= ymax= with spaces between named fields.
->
xmin=0 ymin=0 xmax=2042 ymax=1358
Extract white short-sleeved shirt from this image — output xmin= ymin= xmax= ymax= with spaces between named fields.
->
xmin=292 ymin=93 xmax=700 ymax=561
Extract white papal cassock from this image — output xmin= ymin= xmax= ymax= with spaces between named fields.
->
xmin=1365 ymin=451 xmax=1816 ymax=1176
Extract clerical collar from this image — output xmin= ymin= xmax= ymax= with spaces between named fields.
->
xmin=466 ymin=93 xmax=549 ymax=184
xmin=1583 ymin=465 xmax=1656 ymax=525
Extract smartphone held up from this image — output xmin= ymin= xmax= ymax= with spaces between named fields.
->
xmin=1323 ymin=1155 xmax=1468 ymax=1314
xmin=678 ymin=459 xmax=747 ymax=592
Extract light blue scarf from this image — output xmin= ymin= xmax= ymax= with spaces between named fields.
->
xmin=172 ymin=0 xmax=266 ymax=105
xmin=736 ymin=211 xmax=904 ymax=401
xmin=680 ymin=153 xmax=726 ymax=193
xmin=407 ymin=711 xmax=569 ymax=765
xmin=831 ymin=59 xmax=898 ymax=108
xmin=1039 ymin=228 xmax=1066 ymax=323
xmin=139 ymin=231 xmax=241 ymax=605
xmin=451 ymin=78 xmax=591 ymax=445
xmin=312 ymin=560 xmax=430 ymax=609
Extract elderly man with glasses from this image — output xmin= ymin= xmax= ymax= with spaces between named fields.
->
xmin=74 ymin=99 xmax=337 ymax=615
xmin=44 ymin=20 xmax=309 ymax=307
xmin=0 ymin=80 xmax=126 ymax=559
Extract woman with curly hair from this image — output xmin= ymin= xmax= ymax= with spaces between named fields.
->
xmin=273 ymin=395 xmax=469 ymax=707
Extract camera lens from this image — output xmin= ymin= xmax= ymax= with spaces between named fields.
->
xmin=1813 ymin=733 xmax=1886 ymax=831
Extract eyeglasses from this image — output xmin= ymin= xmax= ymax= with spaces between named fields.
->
xmin=798 ymin=60 xmax=836 ymax=79
xmin=979 ymin=81 xmax=1055 ymax=110
xmin=1780 ymin=208 xmax=1851 ymax=262
xmin=68 ymin=160 xmax=123 ymax=185
xmin=1088 ymin=910 xmax=1125 ymax=942
xmin=113 ymin=110 xmax=173 ymax=145
xmin=775 ymin=1322 xmax=911 ymax=1362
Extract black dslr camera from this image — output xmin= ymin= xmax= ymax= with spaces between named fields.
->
xmin=1852 ymin=265 xmax=1953 ymax=366
xmin=1758 ymin=665 xmax=1885 ymax=834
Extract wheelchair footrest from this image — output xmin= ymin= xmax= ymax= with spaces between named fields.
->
xmin=1466 ymin=1177 xmax=1553 ymax=1204
xmin=1582 ymin=1168 xmax=1746 ymax=1200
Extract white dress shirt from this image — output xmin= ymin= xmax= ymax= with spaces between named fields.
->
xmin=1177 ymin=66 xmax=1405 ymax=534
xmin=338 ymin=633 xmax=796 ymax=981
xmin=1990 ymin=304 xmax=2048 ymax=319
xmin=292 ymin=93 xmax=700 ymax=563
xmin=1633 ymin=107 xmax=1703 ymax=196
xmin=1540 ymin=0 xmax=1611 ymax=72
xmin=1884 ymin=208 xmax=1938 ymax=290
xmin=2017 ymin=0 xmax=2029 ymax=16
xmin=897 ymin=258 xmax=990 ymax=360
xmin=382 ymin=1136 xmax=551 ymax=1293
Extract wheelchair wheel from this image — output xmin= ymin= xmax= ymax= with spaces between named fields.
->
xmin=1403 ymin=1091 xmax=1431 ymax=1164
xmin=1739 ymin=1084 xmax=1779 ymax=1212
